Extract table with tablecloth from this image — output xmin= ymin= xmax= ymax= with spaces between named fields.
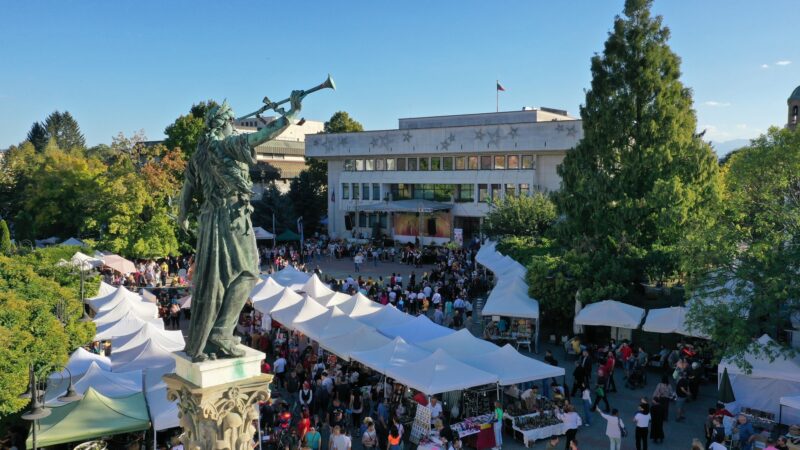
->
xmin=505 ymin=412 xmax=566 ymax=447
xmin=418 ymin=426 xmax=496 ymax=450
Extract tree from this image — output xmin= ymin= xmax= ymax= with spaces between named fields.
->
xmin=553 ymin=0 xmax=721 ymax=300
xmin=164 ymin=100 xmax=218 ymax=157
xmin=686 ymin=126 xmax=800 ymax=370
xmin=25 ymin=111 xmax=86 ymax=153
xmin=26 ymin=122 xmax=49 ymax=153
xmin=484 ymin=193 xmax=556 ymax=240
xmin=0 ymin=220 xmax=11 ymax=255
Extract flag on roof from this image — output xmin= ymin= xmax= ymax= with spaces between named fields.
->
xmin=496 ymin=81 xmax=506 ymax=92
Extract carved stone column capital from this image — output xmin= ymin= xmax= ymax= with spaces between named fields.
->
xmin=163 ymin=373 xmax=273 ymax=450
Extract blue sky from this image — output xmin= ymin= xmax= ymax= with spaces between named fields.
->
xmin=0 ymin=1 xmax=797 ymax=151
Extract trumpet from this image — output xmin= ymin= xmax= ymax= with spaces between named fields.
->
xmin=237 ymin=74 xmax=335 ymax=120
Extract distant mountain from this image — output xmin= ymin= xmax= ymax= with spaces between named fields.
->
xmin=710 ymin=139 xmax=750 ymax=157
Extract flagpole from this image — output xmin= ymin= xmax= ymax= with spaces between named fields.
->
xmin=496 ymin=79 xmax=499 ymax=113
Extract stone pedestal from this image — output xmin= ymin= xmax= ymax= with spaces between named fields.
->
xmin=164 ymin=345 xmax=272 ymax=450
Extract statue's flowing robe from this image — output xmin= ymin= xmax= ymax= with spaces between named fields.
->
xmin=181 ymin=133 xmax=258 ymax=357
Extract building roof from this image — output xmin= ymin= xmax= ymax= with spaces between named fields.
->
xmin=790 ymin=85 xmax=800 ymax=101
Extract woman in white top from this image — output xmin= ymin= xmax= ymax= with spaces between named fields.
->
xmin=556 ymin=405 xmax=582 ymax=450
xmin=633 ymin=403 xmax=651 ymax=450
xmin=598 ymin=408 xmax=625 ymax=450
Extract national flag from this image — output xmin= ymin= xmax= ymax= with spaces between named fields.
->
xmin=496 ymin=81 xmax=506 ymax=92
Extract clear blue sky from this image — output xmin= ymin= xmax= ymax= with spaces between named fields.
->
xmin=0 ymin=1 xmax=797 ymax=151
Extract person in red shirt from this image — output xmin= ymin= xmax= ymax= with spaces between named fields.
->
xmin=714 ymin=402 xmax=734 ymax=418
xmin=620 ymin=342 xmax=633 ymax=378
xmin=261 ymin=359 xmax=271 ymax=374
xmin=297 ymin=409 xmax=311 ymax=438
xmin=603 ymin=351 xmax=618 ymax=393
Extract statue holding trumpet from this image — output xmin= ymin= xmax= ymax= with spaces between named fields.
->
xmin=178 ymin=75 xmax=334 ymax=362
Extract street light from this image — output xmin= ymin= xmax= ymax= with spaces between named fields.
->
xmin=56 ymin=367 xmax=83 ymax=403
xmin=20 ymin=365 xmax=51 ymax=450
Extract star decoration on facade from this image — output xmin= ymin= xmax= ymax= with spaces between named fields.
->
xmin=440 ymin=137 xmax=452 ymax=151
xmin=566 ymin=125 xmax=577 ymax=137
xmin=323 ymin=137 xmax=336 ymax=153
xmin=311 ymin=138 xmax=320 ymax=146
xmin=555 ymin=124 xmax=565 ymax=133
xmin=402 ymin=131 xmax=412 ymax=142
xmin=508 ymin=127 xmax=519 ymax=139
xmin=377 ymin=134 xmax=394 ymax=149
xmin=370 ymin=137 xmax=379 ymax=147
xmin=487 ymin=127 xmax=502 ymax=148
xmin=338 ymin=137 xmax=348 ymax=147
xmin=447 ymin=133 xmax=456 ymax=143
xmin=474 ymin=129 xmax=485 ymax=141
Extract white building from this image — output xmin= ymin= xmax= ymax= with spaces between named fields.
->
xmin=234 ymin=117 xmax=324 ymax=194
xmin=305 ymin=108 xmax=583 ymax=244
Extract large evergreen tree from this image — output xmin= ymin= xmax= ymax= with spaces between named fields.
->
xmin=554 ymin=0 xmax=721 ymax=300
xmin=26 ymin=122 xmax=49 ymax=153
xmin=45 ymin=111 xmax=86 ymax=150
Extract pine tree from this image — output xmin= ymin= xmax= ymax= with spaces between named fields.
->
xmin=26 ymin=122 xmax=49 ymax=153
xmin=555 ymin=0 xmax=721 ymax=298
xmin=0 ymin=219 xmax=12 ymax=255
xmin=44 ymin=111 xmax=86 ymax=150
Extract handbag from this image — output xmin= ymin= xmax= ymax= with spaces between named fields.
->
xmin=618 ymin=418 xmax=628 ymax=437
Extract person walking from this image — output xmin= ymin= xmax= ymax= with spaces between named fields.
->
xmin=649 ymin=396 xmax=665 ymax=444
xmin=633 ymin=403 xmax=651 ymax=450
xmin=556 ymin=405 xmax=582 ymax=450
xmin=493 ymin=401 xmax=504 ymax=448
xmin=598 ymin=409 xmax=625 ymax=450
xmin=675 ymin=372 xmax=690 ymax=422
xmin=604 ymin=351 xmax=618 ymax=393
xmin=651 ymin=375 xmax=673 ymax=423
xmin=592 ymin=379 xmax=610 ymax=413
xmin=580 ymin=384 xmax=593 ymax=426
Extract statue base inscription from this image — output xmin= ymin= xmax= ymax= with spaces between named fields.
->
xmin=164 ymin=347 xmax=271 ymax=450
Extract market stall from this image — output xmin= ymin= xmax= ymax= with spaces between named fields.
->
xmin=642 ymin=306 xmax=709 ymax=339
xmin=45 ymin=362 xmax=140 ymax=406
xmin=50 ymin=348 xmax=111 ymax=378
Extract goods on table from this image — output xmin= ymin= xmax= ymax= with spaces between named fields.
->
xmin=451 ymin=414 xmax=495 ymax=438
xmin=512 ymin=411 xmax=561 ymax=430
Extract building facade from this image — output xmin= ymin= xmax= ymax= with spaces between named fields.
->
xmin=305 ymin=108 xmax=583 ymax=244
xmin=788 ymin=85 xmax=800 ymax=130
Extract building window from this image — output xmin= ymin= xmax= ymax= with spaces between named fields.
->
xmin=362 ymin=183 xmax=370 ymax=200
xmin=431 ymin=157 xmax=441 ymax=171
xmin=456 ymin=184 xmax=474 ymax=202
xmin=391 ymin=183 xmax=412 ymax=200
xmin=342 ymin=183 xmax=350 ymax=200
xmin=396 ymin=158 xmax=406 ymax=171
xmin=365 ymin=159 xmax=375 ymax=171
xmin=344 ymin=159 xmax=354 ymax=171
xmin=443 ymin=157 xmax=453 ymax=171
xmin=478 ymin=184 xmax=489 ymax=203
xmin=507 ymin=155 xmax=519 ymax=169
xmin=375 ymin=158 xmax=386 ymax=171
xmin=379 ymin=212 xmax=388 ymax=228
xmin=407 ymin=158 xmax=417 ymax=171
xmin=480 ymin=156 xmax=493 ymax=170
xmin=373 ymin=183 xmax=380 ymax=200
xmin=419 ymin=157 xmax=429 ymax=171
xmin=521 ymin=155 xmax=534 ymax=169
xmin=494 ymin=155 xmax=506 ymax=170
xmin=468 ymin=156 xmax=479 ymax=170
xmin=491 ymin=184 xmax=502 ymax=202
xmin=519 ymin=183 xmax=530 ymax=197
xmin=359 ymin=212 xmax=368 ymax=228
xmin=505 ymin=184 xmax=516 ymax=197
xmin=455 ymin=156 xmax=466 ymax=170
xmin=352 ymin=183 xmax=360 ymax=200
xmin=355 ymin=159 xmax=364 ymax=171
xmin=386 ymin=158 xmax=396 ymax=170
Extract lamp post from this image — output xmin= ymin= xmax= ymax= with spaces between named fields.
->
xmin=20 ymin=365 xmax=51 ymax=450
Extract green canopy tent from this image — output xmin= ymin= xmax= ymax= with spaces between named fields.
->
xmin=26 ymin=388 xmax=150 ymax=448
xmin=276 ymin=229 xmax=301 ymax=242
xmin=718 ymin=367 xmax=736 ymax=404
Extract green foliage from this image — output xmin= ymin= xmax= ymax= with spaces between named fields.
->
xmin=0 ymin=247 xmax=96 ymax=416
xmin=164 ymin=100 xmax=218 ymax=157
xmin=484 ymin=193 xmax=556 ymax=240
xmin=551 ymin=0 xmax=721 ymax=300
xmin=0 ymin=220 xmax=11 ymax=255
xmin=26 ymin=122 xmax=49 ymax=153
xmin=27 ymin=111 xmax=86 ymax=152
xmin=252 ymin=184 xmax=294 ymax=234
xmin=686 ymin=126 xmax=800 ymax=369
xmin=323 ymin=111 xmax=364 ymax=134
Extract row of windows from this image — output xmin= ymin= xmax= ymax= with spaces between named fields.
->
xmin=342 ymin=183 xmax=536 ymax=203
xmin=342 ymin=155 xmax=536 ymax=172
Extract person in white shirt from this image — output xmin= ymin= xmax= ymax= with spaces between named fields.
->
xmin=598 ymin=408 xmax=625 ymax=450
xmin=273 ymin=356 xmax=287 ymax=388
xmin=709 ymin=433 xmax=727 ymax=450
xmin=633 ymin=403 xmax=651 ymax=450
xmin=556 ymin=405 xmax=582 ymax=450
xmin=429 ymin=397 xmax=443 ymax=425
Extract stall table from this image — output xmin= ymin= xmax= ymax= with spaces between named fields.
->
xmin=505 ymin=412 xmax=565 ymax=448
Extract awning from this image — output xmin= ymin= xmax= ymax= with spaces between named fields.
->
xmin=103 ymin=254 xmax=137 ymax=274
xmin=319 ymin=327 xmax=392 ymax=361
xmin=358 ymin=199 xmax=452 ymax=213
xmin=574 ymin=300 xmax=646 ymax=329
xmin=45 ymin=362 xmax=142 ymax=407
xmin=417 ymin=328 xmax=500 ymax=358
xmin=50 ymin=348 xmax=111 ymax=379
xmin=379 ymin=314 xmax=455 ymax=343
xmin=781 ymin=395 xmax=800 ymax=410
xmin=349 ymin=337 xmax=431 ymax=373
xmin=26 ymin=388 xmax=150 ymax=448
xmin=253 ymin=226 xmax=275 ymax=240
xmin=460 ymin=344 xmax=565 ymax=385
xmin=642 ymin=306 xmax=709 ymax=339
xmin=389 ymin=349 xmax=498 ymax=395
xmin=277 ymin=229 xmax=301 ymax=241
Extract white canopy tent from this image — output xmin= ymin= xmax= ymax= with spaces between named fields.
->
xmin=87 ymin=286 xmax=152 ymax=314
xmin=379 ymin=314 xmax=455 ymax=343
xmin=272 ymin=297 xmax=328 ymax=331
xmin=70 ymin=251 xmax=102 ymax=269
xmin=45 ymin=362 xmax=142 ymax=406
xmin=250 ymin=277 xmax=283 ymax=302
xmin=350 ymin=337 xmax=431 ymax=374
xmin=573 ymin=300 xmax=646 ymax=330
xmin=719 ymin=335 xmax=800 ymax=424
xmin=93 ymin=299 xmax=159 ymax=327
xmin=780 ymin=395 xmax=800 ymax=411
xmin=111 ymin=322 xmax=185 ymax=354
xmin=50 ymin=348 xmax=111 ymax=378
xmin=314 ymin=291 xmax=351 ymax=308
xmin=355 ymin=304 xmax=414 ymax=330
xmin=253 ymin=288 xmax=303 ymax=317
xmin=269 ymin=266 xmax=311 ymax=290
xmin=389 ymin=349 xmax=499 ymax=395
xmin=253 ymin=226 xmax=275 ymax=240
xmin=319 ymin=327 xmax=392 ymax=361
xmin=461 ymin=344 xmax=565 ymax=385
xmin=61 ymin=237 xmax=87 ymax=247
xmin=300 ymin=274 xmax=334 ymax=298
xmin=145 ymin=363 xmax=180 ymax=431
xmin=336 ymin=293 xmax=383 ymax=317
xmin=642 ymin=306 xmax=709 ymax=339
xmin=417 ymin=328 xmax=500 ymax=358
xmin=111 ymin=338 xmax=175 ymax=373
xmin=103 ymin=254 xmax=137 ymax=274
xmin=95 ymin=281 xmax=118 ymax=298
xmin=94 ymin=313 xmax=164 ymax=342
xmin=179 ymin=295 xmax=192 ymax=309
xmin=294 ymin=307 xmax=365 ymax=342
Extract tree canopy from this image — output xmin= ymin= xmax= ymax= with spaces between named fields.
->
xmin=26 ymin=111 xmax=86 ymax=152
xmin=484 ymin=193 xmax=556 ymax=241
xmin=164 ymin=100 xmax=218 ymax=157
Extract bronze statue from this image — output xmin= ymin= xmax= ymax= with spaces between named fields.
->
xmin=178 ymin=77 xmax=333 ymax=362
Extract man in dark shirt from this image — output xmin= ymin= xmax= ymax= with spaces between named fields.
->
xmin=675 ymin=372 xmax=690 ymax=422
xmin=571 ymin=360 xmax=586 ymax=397
xmin=329 ymin=398 xmax=345 ymax=430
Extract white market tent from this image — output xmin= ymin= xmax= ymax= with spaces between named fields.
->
xmin=144 ymin=363 xmax=179 ymax=431
xmin=300 ymin=274 xmax=334 ymax=298
xmin=461 ymin=344 xmax=565 ymax=385
xmin=253 ymin=288 xmax=303 ymax=317
xmin=111 ymin=338 xmax=175 ymax=373
xmin=250 ymin=277 xmax=283 ymax=302
xmin=336 ymin=293 xmax=383 ymax=317
xmin=93 ymin=299 xmax=159 ymax=327
xmin=418 ymin=328 xmax=500 ymax=358
xmin=45 ymin=362 xmax=142 ymax=406
xmin=94 ymin=313 xmax=164 ymax=342
xmin=253 ymin=226 xmax=275 ymax=240
xmin=350 ymin=337 xmax=431 ymax=373
xmin=295 ymin=307 xmax=364 ymax=342
xmin=179 ymin=295 xmax=192 ymax=309
xmin=95 ymin=281 xmax=118 ymax=298
xmin=781 ymin=395 xmax=800 ymax=411
xmin=355 ymin=304 xmax=414 ymax=329
xmin=70 ymin=251 xmax=103 ymax=269
xmin=389 ymin=349 xmax=498 ymax=395
xmin=111 ymin=322 xmax=185 ymax=354
xmin=50 ymin=348 xmax=111 ymax=378
xmin=269 ymin=266 xmax=311 ymax=291
xmin=574 ymin=300 xmax=646 ymax=330
xmin=87 ymin=286 xmax=153 ymax=315
xmin=103 ymin=254 xmax=137 ymax=274
xmin=320 ymin=327 xmax=392 ymax=361
xmin=719 ymin=334 xmax=800 ymax=424
xmin=61 ymin=237 xmax=87 ymax=247
xmin=315 ymin=291 xmax=351 ymax=308
xmin=642 ymin=306 xmax=709 ymax=339
xmin=272 ymin=297 xmax=329 ymax=331
xmin=379 ymin=314 xmax=455 ymax=343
